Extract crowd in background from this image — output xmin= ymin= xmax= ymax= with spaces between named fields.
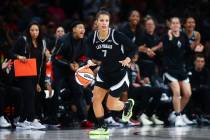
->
xmin=1 ymin=0 xmax=210 ymax=129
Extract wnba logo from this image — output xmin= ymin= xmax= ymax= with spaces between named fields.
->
xmin=75 ymin=67 xmax=95 ymax=86
xmin=84 ymin=73 xmax=94 ymax=80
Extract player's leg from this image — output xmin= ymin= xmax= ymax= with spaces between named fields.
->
xmin=169 ymin=81 xmax=186 ymax=126
xmin=105 ymin=91 xmax=128 ymax=113
xmin=179 ymin=81 xmax=192 ymax=112
xmin=106 ymin=93 xmax=134 ymax=122
xmin=108 ymin=71 xmax=134 ymax=123
xmin=92 ymin=86 xmax=108 ymax=118
xmin=164 ymin=72 xmax=183 ymax=126
xmin=106 ymin=95 xmax=124 ymax=111
xmin=179 ymin=80 xmax=193 ymax=125
xmin=89 ymin=86 xmax=108 ymax=135
xmin=170 ymin=81 xmax=181 ymax=113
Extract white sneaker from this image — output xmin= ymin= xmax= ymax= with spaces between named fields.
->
xmin=16 ymin=121 xmax=32 ymax=129
xmin=175 ymin=115 xmax=186 ymax=127
xmin=168 ymin=111 xmax=176 ymax=124
xmin=0 ymin=116 xmax=11 ymax=128
xmin=139 ymin=114 xmax=153 ymax=126
xmin=104 ymin=117 xmax=123 ymax=127
xmin=160 ymin=93 xmax=170 ymax=102
xmin=151 ymin=114 xmax=164 ymax=125
xmin=30 ymin=119 xmax=46 ymax=130
xmin=182 ymin=114 xmax=194 ymax=125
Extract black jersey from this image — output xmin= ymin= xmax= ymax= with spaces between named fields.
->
xmin=183 ymin=29 xmax=196 ymax=45
xmin=86 ymin=28 xmax=137 ymax=73
xmin=52 ymin=33 xmax=86 ymax=68
xmin=140 ymin=32 xmax=161 ymax=60
xmin=162 ymin=32 xmax=191 ymax=70
xmin=118 ymin=22 xmax=144 ymax=46
xmin=188 ymin=31 xmax=196 ymax=45
xmin=188 ymin=68 xmax=210 ymax=90
xmin=11 ymin=36 xmax=47 ymax=86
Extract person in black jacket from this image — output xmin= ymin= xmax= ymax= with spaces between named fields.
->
xmin=11 ymin=21 xmax=47 ymax=129
xmin=188 ymin=54 xmax=210 ymax=118
xmin=42 ymin=26 xmax=65 ymax=126
xmin=0 ymin=59 xmax=12 ymax=128
xmin=0 ymin=59 xmax=23 ymax=128
xmin=118 ymin=10 xmax=144 ymax=47
xmin=52 ymin=21 xmax=92 ymax=127
xmin=137 ymin=15 xmax=163 ymax=78
xmin=162 ymin=17 xmax=193 ymax=126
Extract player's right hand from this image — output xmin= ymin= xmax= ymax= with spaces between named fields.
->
xmin=119 ymin=57 xmax=131 ymax=68
xmin=84 ymin=60 xmax=97 ymax=68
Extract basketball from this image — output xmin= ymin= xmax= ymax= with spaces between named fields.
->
xmin=75 ymin=66 xmax=95 ymax=86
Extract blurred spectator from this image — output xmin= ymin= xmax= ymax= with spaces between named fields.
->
xmin=183 ymin=16 xmax=204 ymax=70
xmin=0 ymin=59 xmax=12 ymax=128
xmin=138 ymin=15 xmax=163 ymax=78
xmin=188 ymin=54 xmax=210 ymax=117
xmin=118 ymin=10 xmax=144 ymax=47
xmin=52 ymin=21 xmax=93 ymax=127
xmin=42 ymin=25 xmax=65 ymax=126
xmin=0 ymin=59 xmax=23 ymax=128
xmin=162 ymin=17 xmax=193 ymax=127
xmin=183 ymin=17 xmax=203 ymax=52
xmin=128 ymin=54 xmax=164 ymax=125
xmin=10 ymin=21 xmax=47 ymax=129
xmin=50 ymin=25 xmax=65 ymax=52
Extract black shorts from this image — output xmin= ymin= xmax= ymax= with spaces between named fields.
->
xmin=95 ymin=69 xmax=129 ymax=97
xmin=138 ymin=59 xmax=155 ymax=78
xmin=163 ymin=69 xmax=189 ymax=84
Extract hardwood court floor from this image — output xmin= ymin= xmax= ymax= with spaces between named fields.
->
xmin=1 ymin=126 xmax=210 ymax=140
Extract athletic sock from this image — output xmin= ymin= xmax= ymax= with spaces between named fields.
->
xmin=96 ymin=116 xmax=107 ymax=129
xmin=123 ymin=102 xmax=130 ymax=111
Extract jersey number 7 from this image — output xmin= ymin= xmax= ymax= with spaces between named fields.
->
xmin=102 ymin=50 xmax=107 ymax=57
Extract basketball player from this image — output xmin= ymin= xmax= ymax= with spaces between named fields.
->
xmin=86 ymin=10 xmax=136 ymax=135
xmin=52 ymin=21 xmax=93 ymax=127
xmin=183 ymin=16 xmax=204 ymax=70
xmin=118 ymin=10 xmax=144 ymax=46
xmin=183 ymin=16 xmax=203 ymax=53
xmin=162 ymin=17 xmax=192 ymax=126
xmin=11 ymin=22 xmax=46 ymax=129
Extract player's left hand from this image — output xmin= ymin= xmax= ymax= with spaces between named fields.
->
xmin=119 ymin=57 xmax=131 ymax=68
